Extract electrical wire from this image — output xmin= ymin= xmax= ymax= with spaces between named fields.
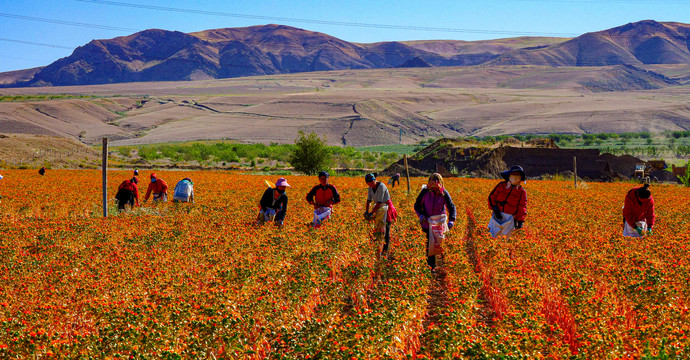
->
xmin=0 ymin=12 xmax=139 ymax=32
xmin=75 ymin=0 xmax=579 ymax=37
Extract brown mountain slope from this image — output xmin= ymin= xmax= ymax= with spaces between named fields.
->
xmin=491 ymin=20 xmax=690 ymax=66
xmin=3 ymin=24 xmax=564 ymax=87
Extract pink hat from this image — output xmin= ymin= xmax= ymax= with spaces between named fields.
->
xmin=275 ymin=178 xmax=291 ymax=187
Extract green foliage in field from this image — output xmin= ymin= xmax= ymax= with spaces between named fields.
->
xmin=111 ymin=140 xmax=400 ymax=171
xmin=289 ymin=131 xmax=332 ymax=175
xmin=680 ymin=161 xmax=690 ymax=187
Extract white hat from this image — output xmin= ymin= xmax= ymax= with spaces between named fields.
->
xmin=0 ymin=174 xmax=3 ymax=180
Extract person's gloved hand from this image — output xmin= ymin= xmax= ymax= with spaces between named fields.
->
xmin=364 ymin=211 xmax=372 ymax=220
xmin=515 ymin=220 xmax=524 ymax=229
xmin=447 ymin=221 xmax=454 ymax=230
xmin=492 ymin=205 xmax=502 ymax=221
xmin=418 ymin=214 xmax=426 ymax=223
xmin=275 ymin=220 xmax=283 ymax=228
xmin=635 ymin=226 xmax=644 ymax=236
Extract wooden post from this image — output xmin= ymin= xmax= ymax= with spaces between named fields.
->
xmin=404 ymin=154 xmax=411 ymax=193
xmin=102 ymin=138 xmax=108 ymax=217
xmin=573 ymin=156 xmax=577 ymax=188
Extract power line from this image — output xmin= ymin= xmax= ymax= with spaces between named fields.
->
xmin=0 ymin=37 xmax=73 ymax=50
xmin=0 ymin=12 xmax=139 ymax=32
xmin=76 ymin=0 xmax=579 ymax=37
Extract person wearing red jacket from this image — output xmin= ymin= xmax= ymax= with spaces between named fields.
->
xmin=115 ymin=176 xmax=139 ymax=211
xmin=488 ymin=165 xmax=527 ymax=239
xmin=306 ymin=171 xmax=341 ymax=227
xmin=144 ymin=173 xmax=168 ymax=203
xmin=623 ymin=183 xmax=656 ymax=237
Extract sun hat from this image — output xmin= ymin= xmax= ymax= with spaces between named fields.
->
xmin=365 ymin=173 xmax=376 ymax=183
xmin=275 ymin=178 xmax=291 ymax=187
xmin=500 ymin=165 xmax=526 ymax=181
xmin=0 ymin=174 xmax=3 ymax=180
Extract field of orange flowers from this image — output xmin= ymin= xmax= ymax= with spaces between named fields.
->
xmin=0 ymin=169 xmax=688 ymax=358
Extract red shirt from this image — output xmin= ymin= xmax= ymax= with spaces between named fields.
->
xmin=306 ymin=184 xmax=341 ymax=208
xmin=623 ymin=187 xmax=655 ymax=228
xmin=118 ymin=180 xmax=140 ymax=206
xmin=488 ymin=181 xmax=527 ymax=221
xmin=144 ymin=178 xmax=168 ymax=201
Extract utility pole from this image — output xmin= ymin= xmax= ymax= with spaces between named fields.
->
xmin=404 ymin=154 xmax=411 ymax=193
xmin=102 ymin=138 xmax=108 ymax=217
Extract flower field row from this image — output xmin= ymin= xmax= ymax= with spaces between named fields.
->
xmin=0 ymin=170 xmax=688 ymax=358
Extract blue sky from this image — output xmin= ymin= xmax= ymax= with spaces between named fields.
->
xmin=1 ymin=0 xmax=689 ymax=73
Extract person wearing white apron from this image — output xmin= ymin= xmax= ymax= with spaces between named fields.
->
xmin=305 ymin=171 xmax=341 ymax=228
xmin=622 ymin=183 xmax=655 ymax=237
xmin=363 ymin=173 xmax=391 ymax=255
xmin=258 ymin=178 xmax=290 ymax=227
xmin=488 ymin=165 xmax=527 ymax=239
xmin=414 ymin=173 xmax=457 ymax=271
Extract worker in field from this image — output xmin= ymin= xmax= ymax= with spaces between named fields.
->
xmin=143 ymin=173 xmax=168 ymax=203
xmin=305 ymin=171 xmax=341 ymax=228
xmin=172 ymin=177 xmax=195 ymax=203
xmin=38 ymin=167 xmax=46 ymax=176
xmin=0 ymin=174 xmax=3 ymax=200
xmin=388 ymin=173 xmax=401 ymax=188
xmin=488 ymin=165 xmax=527 ymax=239
xmin=115 ymin=176 xmax=139 ymax=211
xmin=258 ymin=177 xmax=290 ymax=227
xmin=363 ymin=173 xmax=397 ymax=257
xmin=622 ymin=183 xmax=656 ymax=237
xmin=414 ymin=173 xmax=457 ymax=271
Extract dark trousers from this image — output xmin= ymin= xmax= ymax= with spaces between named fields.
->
xmin=422 ymin=228 xmax=436 ymax=268
xmin=381 ymin=221 xmax=391 ymax=252
xmin=115 ymin=189 xmax=134 ymax=210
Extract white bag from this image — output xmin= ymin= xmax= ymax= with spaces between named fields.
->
xmin=623 ymin=220 xmax=648 ymax=238
xmin=313 ymin=206 xmax=332 ymax=225
xmin=488 ymin=212 xmax=515 ymax=238
xmin=261 ymin=208 xmax=277 ymax=222
xmin=427 ymin=214 xmax=448 ymax=256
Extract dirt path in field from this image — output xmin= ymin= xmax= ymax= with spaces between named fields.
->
xmin=463 ymin=207 xmax=503 ymax=327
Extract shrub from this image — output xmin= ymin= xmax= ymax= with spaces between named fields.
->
xmin=680 ymin=161 xmax=690 ymax=187
xmin=289 ymin=131 xmax=331 ymax=175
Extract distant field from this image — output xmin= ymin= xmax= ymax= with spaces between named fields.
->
xmin=1 ymin=64 xmax=690 ymax=147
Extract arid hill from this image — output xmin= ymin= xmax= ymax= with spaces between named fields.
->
xmin=491 ymin=20 xmax=690 ymax=66
xmin=0 ymin=24 xmax=565 ymax=87
xmin=3 ymin=20 xmax=690 ymax=87
xmin=1 ymin=64 xmax=690 ymax=146
xmin=0 ymin=133 xmax=100 ymax=168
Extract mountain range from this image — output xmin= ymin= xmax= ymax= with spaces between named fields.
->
xmin=4 ymin=20 xmax=690 ymax=87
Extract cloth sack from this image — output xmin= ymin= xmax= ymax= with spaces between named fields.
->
xmin=260 ymin=208 xmax=277 ymax=222
xmin=386 ymin=199 xmax=397 ymax=223
xmin=488 ymin=212 xmax=515 ymax=238
xmin=623 ymin=220 xmax=648 ymax=238
xmin=427 ymin=214 xmax=448 ymax=256
xmin=372 ymin=205 xmax=389 ymax=233
xmin=153 ymin=192 xmax=167 ymax=202
xmin=313 ymin=206 xmax=332 ymax=225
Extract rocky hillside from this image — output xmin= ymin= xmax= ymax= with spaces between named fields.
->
xmin=1 ymin=24 xmax=563 ymax=87
xmin=490 ymin=20 xmax=690 ymax=66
